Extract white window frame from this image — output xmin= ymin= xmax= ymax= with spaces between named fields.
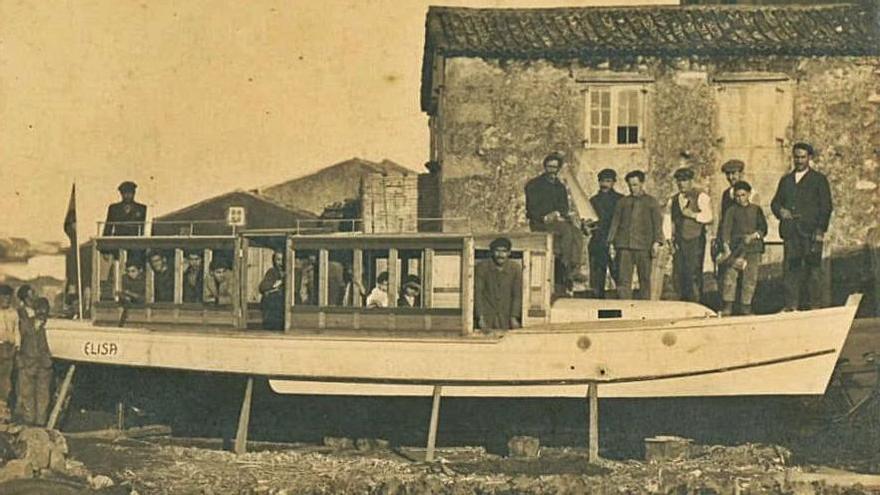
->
xmin=582 ymin=85 xmax=649 ymax=150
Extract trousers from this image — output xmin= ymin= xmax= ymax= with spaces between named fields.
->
xmin=722 ymin=252 xmax=761 ymax=305
xmin=674 ymin=236 xmax=705 ymax=303
xmin=783 ymin=236 xmax=824 ymax=310
xmin=589 ymin=241 xmax=615 ymax=298
xmin=617 ymin=248 xmax=652 ymax=300
xmin=15 ymin=364 xmax=52 ymax=426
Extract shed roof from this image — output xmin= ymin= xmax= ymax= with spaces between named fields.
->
xmin=421 ymin=2 xmax=880 ymax=111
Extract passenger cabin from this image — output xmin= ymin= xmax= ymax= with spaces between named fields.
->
xmin=90 ymin=224 xmax=553 ymax=336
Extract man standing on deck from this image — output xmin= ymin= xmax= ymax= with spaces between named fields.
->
xmin=589 ymin=168 xmax=623 ymax=298
xmin=525 ymin=152 xmax=586 ymax=294
xmin=670 ymin=168 xmax=713 ymax=303
xmin=0 ymin=285 xmax=20 ymax=422
xmin=771 ymin=142 xmax=833 ymax=311
xmin=103 ymin=181 xmax=147 ymax=237
xmin=259 ymin=250 xmax=286 ymax=330
xmin=607 ymin=171 xmax=664 ymax=300
xmin=475 ymin=237 xmax=522 ymax=331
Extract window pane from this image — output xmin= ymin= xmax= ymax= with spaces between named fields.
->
xmin=601 ymin=91 xmax=611 ymax=108
xmin=432 ymin=250 xmax=461 ymax=309
xmin=601 ymin=129 xmax=610 ymax=144
xmin=590 ymin=92 xmax=601 ymax=107
xmin=601 ymin=110 xmax=610 ymax=126
xmin=617 ymin=126 xmax=628 ymax=145
xmin=293 ymin=250 xmax=319 ymax=306
xmin=327 ymin=250 xmax=353 ymax=307
xmin=590 ymin=128 xmax=600 ymax=144
xmin=617 ymin=126 xmax=639 ymax=145
xmin=629 ymin=91 xmax=640 ymax=123
xmin=398 ymin=249 xmax=423 ymax=308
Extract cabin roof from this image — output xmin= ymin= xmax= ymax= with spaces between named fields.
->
xmin=420 ymin=2 xmax=880 ymax=111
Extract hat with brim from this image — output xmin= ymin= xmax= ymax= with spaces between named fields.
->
xmin=403 ymin=275 xmax=421 ymax=291
xmin=489 ymin=237 xmax=512 ymax=251
xmin=673 ymin=168 xmax=695 ymax=181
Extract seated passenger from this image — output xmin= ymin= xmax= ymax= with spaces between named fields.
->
xmin=398 ymin=275 xmax=421 ymax=308
xmin=205 ymin=259 xmax=233 ymax=305
xmin=182 ymin=251 xmax=204 ymax=303
xmin=259 ymin=250 xmax=285 ymax=330
xmin=295 ymin=255 xmax=317 ymax=305
xmin=148 ymin=251 xmax=174 ymax=302
xmin=341 ymin=264 xmax=365 ymax=306
xmin=475 ymin=237 xmax=522 ymax=331
xmin=118 ymin=261 xmax=146 ymax=304
xmin=365 ymin=271 xmax=389 ymax=308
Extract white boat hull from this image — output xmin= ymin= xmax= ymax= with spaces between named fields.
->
xmin=45 ymin=296 xmax=860 ymax=399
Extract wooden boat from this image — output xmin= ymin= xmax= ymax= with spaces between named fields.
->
xmin=46 ymin=228 xmax=862 ymax=399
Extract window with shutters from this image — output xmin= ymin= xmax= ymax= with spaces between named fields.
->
xmin=584 ymin=86 xmax=646 ymax=148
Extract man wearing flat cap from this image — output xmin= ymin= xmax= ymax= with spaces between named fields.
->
xmin=588 ymin=168 xmax=623 ymax=298
xmin=475 ymin=237 xmax=522 ymax=331
xmin=103 ymin=181 xmax=147 ymax=237
xmin=670 ymin=167 xmax=713 ymax=303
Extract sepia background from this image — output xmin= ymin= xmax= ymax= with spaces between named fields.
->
xmin=0 ymin=0 xmax=674 ymax=246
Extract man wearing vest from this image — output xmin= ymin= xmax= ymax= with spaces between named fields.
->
xmin=771 ymin=142 xmax=833 ymax=311
xmin=670 ymin=168 xmax=713 ymax=303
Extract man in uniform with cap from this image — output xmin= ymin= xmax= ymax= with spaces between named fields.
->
xmin=588 ymin=168 xmax=623 ymax=298
xmin=475 ymin=237 xmax=522 ymax=331
xmin=771 ymin=142 xmax=833 ymax=311
xmin=670 ymin=167 xmax=713 ymax=303
xmin=103 ymin=181 xmax=147 ymax=237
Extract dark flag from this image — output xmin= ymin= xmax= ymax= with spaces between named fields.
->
xmin=64 ymin=184 xmax=77 ymax=244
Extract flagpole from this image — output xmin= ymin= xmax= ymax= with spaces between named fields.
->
xmin=69 ymin=182 xmax=84 ymax=320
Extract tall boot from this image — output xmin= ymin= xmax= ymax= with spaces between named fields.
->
xmin=740 ymin=304 xmax=753 ymax=316
xmin=720 ymin=302 xmax=734 ymax=316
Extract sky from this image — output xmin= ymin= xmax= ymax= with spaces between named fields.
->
xmin=0 ymin=0 xmax=674 ymax=243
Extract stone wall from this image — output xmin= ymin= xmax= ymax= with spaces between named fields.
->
xmin=436 ymin=55 xmax=880 ymax=253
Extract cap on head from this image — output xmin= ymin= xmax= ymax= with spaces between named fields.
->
xmin=489 ymin=237 xmax=512 ymax=251
xmin=673 ymin=168 xmax=695 ymax=181
xmin=118 ymin=181 xmax=137 ymax=193
xmin=403 ymin=274 xmax=421 ymax=291
xmin=793 ymin=142 xmax=814 ymax=156
xmin=733 ymin=180 xmax=752 ymax=193
xmin=597 ymin=168 xmax=617 ymax=181
xmin=543 ymin=152 xmax=565 ymax=168
xmin=721 ymin=159 xmax=745 ymax=173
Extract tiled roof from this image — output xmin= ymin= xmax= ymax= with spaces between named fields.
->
xmin=421 ymin=2 xmax=880 ymax=110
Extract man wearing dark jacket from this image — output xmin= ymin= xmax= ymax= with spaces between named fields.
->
xmin=588 ymin=169 xmax=623 ymax=298
xmin=103 ymin=181 xmax=147 ymax=237
xmin=607 ymin=170 xmax=665 ymax=300
xmin=771 ymin=142 xmax=833 ymax=311
xmin=525 ymin=153 xmax=586 ymax=293
xmin=475 ymin=237 xmax=522 ymax=331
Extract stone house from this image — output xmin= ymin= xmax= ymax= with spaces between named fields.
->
xmin=420 ymin=2 xmax=880 ymax=309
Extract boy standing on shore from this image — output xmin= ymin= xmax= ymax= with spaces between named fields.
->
xmin=719 ymin=181 xmax=768 ymax=316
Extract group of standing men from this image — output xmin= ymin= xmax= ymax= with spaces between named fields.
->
xmin=517 ymin=143 xmax=832 ymax=316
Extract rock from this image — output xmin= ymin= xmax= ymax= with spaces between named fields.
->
xmin=18 ymin=427 xmax=52 ymax=469
xmin=46 ymin=430 xmax=69 ymax=472
xmin=507 ymin=436 xmax=540 ymax=458
xmin=0 ymin=459 xmax=34 ymax=483
xmin=88 ymin=474 xmax=115 ymax=490
xmin=868 ymin=93 xmax=880 ymax=104
xmin=322 ymin=437 xmax=354 ymax=450
xmin=645 ymin=435 xmax=694 ymax=462
xmin=856 ymin=180 xmax=877 ymax=191
xmin=0 ymin=432 xmax=16 ymax=464
xmin=61 ymin=459 xmax=91 ymax=479
xmin=355 ymin=438 xmax=390 ymax=451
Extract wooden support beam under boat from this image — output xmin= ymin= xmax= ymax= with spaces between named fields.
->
xmin=234 ymin=377 xmax=254 ymax=455
xmin=426 ymin=385 xmax=442 ymax=462
xmin=588 ymin=382 xmax=599 ymax=463
xmin=47 ymin=364 xmax=76 ymax=430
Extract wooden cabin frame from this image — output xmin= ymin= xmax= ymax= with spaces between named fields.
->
xmin=90 ymin=231 xmax=553 ymax=336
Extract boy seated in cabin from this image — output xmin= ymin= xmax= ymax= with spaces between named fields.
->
xmin=118 ymin=261 xmax=146 ymax=304
xmin=148 ymin=250 xmax=175 ymax=303
xmin=718 ymin=181 xmax=768 ymax=316
xmin=398 ymin=275 xmax=421 ymax=308
xmin=182 ymin=250 xmax=204 ymax=303
xmin=205 ymin=258 xmax=234 ymax=305
xmin=365 ymin=272 xmax=389 ymax=308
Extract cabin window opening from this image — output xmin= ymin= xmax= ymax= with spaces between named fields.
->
xmin=397 ymin=249 xmax=424 ymax=309
xmin=584 ymin=86 xmax=646 ymax=148
xmin=363 ymin=249 xmax=391 ymax=309
xmin=293 ymin=250 xmax=319 ymax=306
xmin=431 ymin=250 xmax=462 ymax=309
xmin=147 ymin=249 xmax=175 ymax=303
xmin=326 ymin=250 xmax=360 ymax=307
xmin=205 ymin=250 xmax=234 ymax=306
xmin=182 ymin=249 xmax=205 ymax=303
